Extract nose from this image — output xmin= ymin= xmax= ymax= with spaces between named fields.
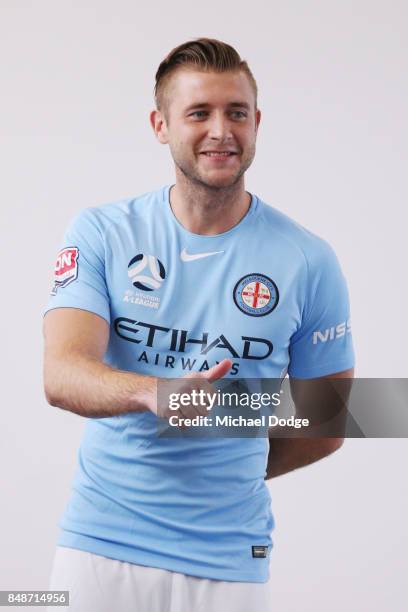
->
xmin=207 ymin=111 xmax=233 ymax=142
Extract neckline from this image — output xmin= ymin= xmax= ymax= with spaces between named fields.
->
xmin=162 ymin=184 xmax=258 ymax=240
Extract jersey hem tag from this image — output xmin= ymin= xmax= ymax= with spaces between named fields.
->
xmin=252 ymin=545 xmax=268 ymax=558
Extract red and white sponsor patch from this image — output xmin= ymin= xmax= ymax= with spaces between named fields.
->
xmin=51 ymin=247 xmax=79 ymax=294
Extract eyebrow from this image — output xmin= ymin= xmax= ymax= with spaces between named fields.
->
xmin=184 ymin=101 xmax=251 ymax=112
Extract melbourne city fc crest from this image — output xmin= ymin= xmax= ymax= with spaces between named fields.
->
xmin=128 ymin=254 xmax=166 ymax=291
xmin=233 ymin=273 xmax=279 ymax=317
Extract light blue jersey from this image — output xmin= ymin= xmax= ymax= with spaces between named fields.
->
xmin=44 ymin=185 xmax=354 ymax=582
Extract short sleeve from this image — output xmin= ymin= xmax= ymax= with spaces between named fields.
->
xmin=288 ymin=240 xmax=355 ymax=378
xmin=43 ymin=208 xmax=110 ymax=324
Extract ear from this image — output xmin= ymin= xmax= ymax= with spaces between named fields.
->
xmin=255 ymin=108 xmax=261 ymax=133
xmin=150 ymin=109 xmax=169 ymax=144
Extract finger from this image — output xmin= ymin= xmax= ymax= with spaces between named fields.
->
xmin=203 ymin=358 xmax=232 ymax=383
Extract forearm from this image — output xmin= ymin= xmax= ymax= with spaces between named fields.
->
xmin=264 ymin=435 xmax=344 ymax=479
xmin=264 ymin=370 xmax=351 ymax=479
xmin=44 ymin=353 xmax=156 ymax=418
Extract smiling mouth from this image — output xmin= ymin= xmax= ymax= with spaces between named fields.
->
xmin=200 ymin=151 xmax=238 ymax=157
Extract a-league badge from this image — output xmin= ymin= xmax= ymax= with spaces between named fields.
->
xmin=128 ymin=253 xmax=166 ymax=291
xmin=233 ymin=273 xmax=279 ymax=317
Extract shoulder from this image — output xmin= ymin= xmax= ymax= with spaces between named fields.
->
xmin=69 ymin=186 xmax=166 ymax=236
xmin=256 ymin=196 xmax=340 ymax=272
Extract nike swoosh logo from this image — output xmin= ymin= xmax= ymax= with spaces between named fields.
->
xmin=180 ymin=248 xmax=225 ymax=262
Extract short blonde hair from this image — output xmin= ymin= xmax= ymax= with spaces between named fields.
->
xmin=154 ymin=38 xmax=258 ymax=117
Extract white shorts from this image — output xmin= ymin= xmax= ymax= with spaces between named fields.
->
xmin=48 ymin=546 xmax=272 ymax=612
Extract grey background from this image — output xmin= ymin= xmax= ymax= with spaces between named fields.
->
xmin=1 ymin=1 xmax=407 ymax=610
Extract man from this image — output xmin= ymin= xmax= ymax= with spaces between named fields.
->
xmin=44 ymin=38 xmax=354 ymax=611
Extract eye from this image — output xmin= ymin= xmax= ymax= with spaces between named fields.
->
xmin=189 ymin=111 xmax=208 ymax=118
xmin=230 ymin=111 xmax=247 ymax=119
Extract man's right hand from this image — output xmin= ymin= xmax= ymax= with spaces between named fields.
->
xmin=145 ymin=359 xmax=233 ymax=428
